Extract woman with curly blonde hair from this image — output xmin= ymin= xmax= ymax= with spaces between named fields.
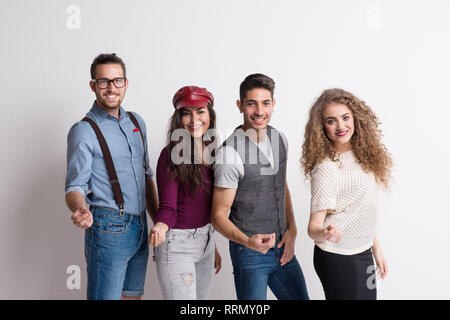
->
xmin=301 ymin=88 xmax=392 ymax=300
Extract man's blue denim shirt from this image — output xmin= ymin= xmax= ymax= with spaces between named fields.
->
xmin=65 ymin=102 xmax=154 ymax=215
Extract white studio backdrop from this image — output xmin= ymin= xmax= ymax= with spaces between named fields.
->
xmin=0 ymin=0 xmax=449 ymax=299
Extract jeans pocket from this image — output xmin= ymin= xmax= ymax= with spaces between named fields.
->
xmin=96 ymin=214 xmax=130 ymax=234
xmin=167 ymin=231 xmax=188 ymax=244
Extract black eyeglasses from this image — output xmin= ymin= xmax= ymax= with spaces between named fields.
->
xmin=92 ymin=77 xmax=127 ymax=89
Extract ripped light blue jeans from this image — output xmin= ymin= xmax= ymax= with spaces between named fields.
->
xmin=155 ymin=223 xmax=215 ymax=300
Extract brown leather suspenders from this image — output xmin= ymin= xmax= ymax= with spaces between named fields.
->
xmin=81 ymin=111 xmax=148 ymax=216
xmin=127 ymin=112 xmax=152 ymax=209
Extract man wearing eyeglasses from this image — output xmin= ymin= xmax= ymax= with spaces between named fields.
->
xmin=65 ymin=53 xmax=158 ymax=300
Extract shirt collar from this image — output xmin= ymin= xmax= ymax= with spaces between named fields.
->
xmin=91 ymin=101 xmax=127 ymax=122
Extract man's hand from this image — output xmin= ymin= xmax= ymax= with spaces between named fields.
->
xmin=148 ymin=222 xmax=169 ymax=247
xmin=66 ymin=191 xmax=92 ymax=228
xmin=277 ymin=228 xmax=297 ymax=266
xmin=246 ymin=233 xmax=276 ymax=254
xmin=71 ymin=207 xmax=93 ymax=228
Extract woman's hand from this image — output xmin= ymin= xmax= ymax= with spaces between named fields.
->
xmin=148 ymin=222 xmax=169 ymax=247
xmin=373 ymin=237 xmax=388 ymax=279
xmin=214 ymin=244 xmax=222 ymax=274
xmin=308 ymin=210 xmax=342 ymax=243
xmin=323 ymin=225 xmax=342 ymax=243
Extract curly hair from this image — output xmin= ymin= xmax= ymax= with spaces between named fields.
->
xmin=300 ymin=88 xmax=392 ymax=187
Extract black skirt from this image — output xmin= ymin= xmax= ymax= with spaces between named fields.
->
xmin=313 ymin=245 xmax=377 ymax=300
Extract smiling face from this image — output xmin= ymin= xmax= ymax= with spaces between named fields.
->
xmin=237 ymin=88 xmax=275 ymax=131
xmin=323 ymin=102 xmax=355 ymax=152
xmin=89 ymin=63 xmax=128 ymax=114
xmin=181 ymin=106 xmax=211 ymax=138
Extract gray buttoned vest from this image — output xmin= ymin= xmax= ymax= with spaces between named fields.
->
xmin=224 ymin=125 xmax=287 ymax=241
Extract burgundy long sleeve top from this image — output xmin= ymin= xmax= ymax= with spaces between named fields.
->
xmin=154 ymin=147 xmax=213 ymax=229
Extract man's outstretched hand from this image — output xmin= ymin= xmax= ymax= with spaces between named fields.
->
xmin=71 ymin=207 xmax=93 ymax=228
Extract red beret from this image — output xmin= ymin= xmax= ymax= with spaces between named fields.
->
xmin=172 ymin=86 xmax=214 ymax=109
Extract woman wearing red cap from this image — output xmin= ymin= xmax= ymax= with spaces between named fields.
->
xmin=149 ymin=86 xmax=222 ymax=300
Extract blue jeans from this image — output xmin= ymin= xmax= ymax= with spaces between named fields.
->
xmin=229 ymin=241 xmax=309 ymax=300
xmin=84 ymin=207 xmax=149 ymax=300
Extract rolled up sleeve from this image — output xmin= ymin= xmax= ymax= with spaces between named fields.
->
xmin=65 ymin=122 xmax=93 ymax=196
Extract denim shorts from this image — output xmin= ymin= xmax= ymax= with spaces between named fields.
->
xmin=84 ymin=206 xmax=149 ymax=300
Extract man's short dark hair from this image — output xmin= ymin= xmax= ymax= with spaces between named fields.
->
xmin=90 ymin=53 xmax=126 ymax=79
xmin=239 ymin=73 xmax=275 ymax=102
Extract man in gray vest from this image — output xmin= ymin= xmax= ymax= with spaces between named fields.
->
xmin=211 ymin=73 xmax=309 ymax=300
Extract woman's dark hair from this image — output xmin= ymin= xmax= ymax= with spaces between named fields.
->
xmin=165 ymin=104 xmax=216 ymax=196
